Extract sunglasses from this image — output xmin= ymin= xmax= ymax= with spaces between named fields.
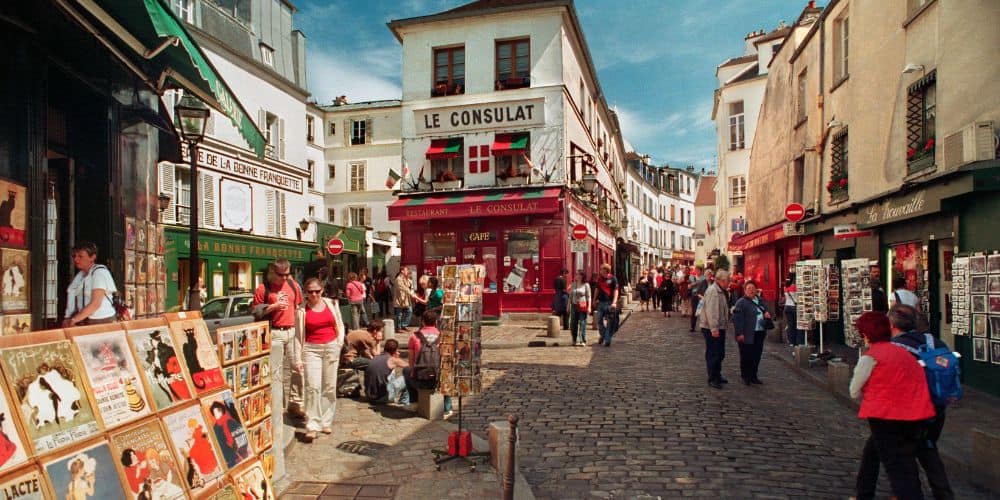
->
xmin=306 ymin=290 xmax=322 ymax=294
xmin=278 ymin=272 xmax=291 ymax=277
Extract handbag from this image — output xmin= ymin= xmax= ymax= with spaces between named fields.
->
xmin=576 ymin=298 xmax=590 ymax=313
xmin=755 ymin=301 xmax=775 ymax=330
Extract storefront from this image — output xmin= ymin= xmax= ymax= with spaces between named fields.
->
xmin=389 ymin=186 xmax=614 ymax=317
xmin=729 ymin=223 xmax=814 ymax=306
xmin=315 ymin=222 xmax=367 ymax=293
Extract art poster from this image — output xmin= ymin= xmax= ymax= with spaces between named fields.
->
xmin=125 ymin=251 xmax=136 ymax=285
xmin=200 ymin=390 xmax=251 ymax=470
xmin=0 ymin=179 xmax=27 ymax=248
xmin=161 ymin=404 xmax=225 ymax=494
xmin=146 ymin=221 xmax=157 ymax=255
xmin=135 ymin=224 xmax=147 ymax=257
xmin=125 ymin=217 xmax=136 ymax=251
xmin=0 ymin=249 xmax=28 ymax=312
xmin=168 ymin=318 xmax=224 ymax=395
xmin=973 ymin=337 xmax=987 ymax=362
xmin=205 ymin=483 xmax=239 ymax=500
xmin=42 ymin=440 xmax=126 ymax=500
xmin=0 ymin=383 xmax=29 ymax=474
xmin=259 ymin=448 xmax=274 ymax=478
xmin=126 ymin=325 xmax=194 ymax=411
xmin=231 ymin=461 xmax=274 ymax=500
xmin=248 ymin=419 xmax=272 ymax=454
xmin=108 ymin=420 xmax=187 ymax=500
xmin=72 ymin=330 xmax=152 ymax=428
xmin=0 ymin=465 xmax=45 ymax=500
xmin=989 ymin=254 xmax=1000 ymax=274
xmin=0 ymin=314 xmax=30 ymax=336
xmin=218 ymin=328 xmax=237 ymax=366
xmin=0 ymin=340 xmax=99 ymax=454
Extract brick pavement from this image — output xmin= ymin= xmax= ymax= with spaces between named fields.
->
xmin=458 ymin=310 xmax=996 ymax=499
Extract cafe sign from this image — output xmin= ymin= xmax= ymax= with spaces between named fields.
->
xmin=182 ymin=143 xmax=304 ymax=194
xmin=463 ymin=231 xmax=496 ymax=243
xmin=858 ymin=190 xmax=933 ymax=228
xmin=414 ymin=98 xmax=545 ymax=135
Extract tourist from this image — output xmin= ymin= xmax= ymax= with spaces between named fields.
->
xmin=593 ymin=263 xmax=620 ymax=347
xmin=569 ymin=270 xmax=591 ymax=346
xmin=408 ymin=311 xmax=452 ymax=417
xmin=425 ymin=276 xmax=443 ymax=314
xmin=698 ymin=269 xmax=730 ymax=389
xmin=345 ymin=272 xmax=368 ymax=330
xmin=657 ymin=274 xmax=675 ymax=318
xmin=63 ymin=241 xmax=118 ymax=326
xmin=374 ymin=270 xmax=393 ymax=320
xmin=636 ymin=274 xmax=651 ymax=311
xmin=294 ymin=278 xmax=345 ymax=441
xmin=732 ymin=280 xmax=770 ymax=385
xmin=552 ymin=269 xmax=569 ymax=330
xmin=690 ymin=268 xmax=713 ymax=332
xmin=342 ymin=323 xmax=382 ymax=371
xmin=393 ymin=267 xmax=423 ymax=332
xmin=365 ymin=339 xmax=410 ymax=405
xmin=783 ymin=275 xmax=801 ymax=346
xmin=889 ymin=276 xmax=920 ymax=309
xmin=252 ymin=259 xmax=304 ymax=419
xmin=870 ymin=265 xmax=889 ymax=313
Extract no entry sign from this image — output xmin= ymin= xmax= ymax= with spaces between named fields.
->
xmin=572 ymin=224 xmax=588 ymax=240
xmin=327 ymin=238 xmax=345 ymax=255
xmin=784 ymin=203 xmax=805 ymax=223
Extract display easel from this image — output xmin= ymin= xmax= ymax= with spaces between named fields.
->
xmin=431 ymin=395 xmax=489 ymax=470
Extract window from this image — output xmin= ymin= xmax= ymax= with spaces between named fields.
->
xmin=834 ymin=16 xmax=849 ymax=81
xmin=175 ymin=168 xmax=191 ymax=224
xmin=327 ymin=208 xmax=336 ymax=223
xmin=172 ymin=0 xmax=193 ymax=22
xmin=308 ymin=205 xmax=315 ymax=217
xmin=260 ymin=44 xmax=274 ymax=67
xmin=906 ymin=71 xmax=936 ymax=173
xmin=350 ymin=118 xmax=368 ymax=145
xmin=260 ymin=110 xmax=284 ymax=160
xmin=348 ymin=206 xmax=371 ymax=227
xmin=671 ymin=231 xmax=677 ymax=249
xmin=265 ymin=190 xmax=286 ymax=237
xmin=328 ymin=163 xmax=335 ymax=179
xmin=468 ymin=145 xmax=490 ymax=174
xmin=213 ymin=0 xmax=251 ymax=23
xmin=830 ymin=130 xmax=849 ymax=200
xmin=306 ymin=116 xmax=315 ymax=142
xmin=328 ymin=121 xmax=336 ymax=136
xmin=728 ymin=101 xmax=745 ymax=150
xmin=433 ymin=46 xmax=465 ymax=96
xmin=307 ymin=160 xmax=315 ymax=189
xmin=432 ymin=149 xmax=465 ymax=183
xmin=495 ymin=38 xmax=530 ymax=90
xmin=797 ymin=71 xmax=808 ymax=122
xmin=350 ymin=162 xmax=366 ymax=191
xmin=729 ymin=176 xmax=747 ymax=207
xmin=792 ymin=156 xmax=805 ymax=204
xmin=670 ymin=204 xmax=676 ymax=222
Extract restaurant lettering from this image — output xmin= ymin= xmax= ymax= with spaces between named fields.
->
xmin=179 ymin=238 xmax=305 ymax=260
xmin=861 ymin=190 xmax=929 ymax=226
xmin=463 ymin=231 xmax=497 ymax=243
xmin=405 ymin=201 xmax=541 ymax=219
xmin=415 ymin=98 xmax=545 ymax=135
xmin=182 ymin=144 xmax=304 ymax=194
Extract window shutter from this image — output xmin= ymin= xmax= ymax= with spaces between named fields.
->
xmin=277 ymin=191 xmax=287 ymax=237
xmin=343 ymin=207 xmax=351 ymax=226
xmin=158 ymin=162 xmax=176 ymax=224
xmin=343 ymin=119 xmax=351 ymax=146
xmin=278 ymin=117 xmax=286 ymax=159
xmin=258 ymin=109 xmax=267 ymax=136
xmin=204 ymin=113 xmax=215 ymax=136
xmin=365 ymin=118 xmax=373 ymax=144
xmin=200 ymin=172 xmax=217 ymax=228
xmin=265 ymin=189 xmax=276 ymax=236
xmin=364 ymin=207 xmax=371 ymax=227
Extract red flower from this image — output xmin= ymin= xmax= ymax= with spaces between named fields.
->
xmin=907 ymin=148 xmax=917 ymax=159
xmin=839 ymin=178 xmax=848 ymax=187
xmin=827 ymin=180 xmax=835 ymax=190
xmin=924 ymin=138 xmax=935 ymax=151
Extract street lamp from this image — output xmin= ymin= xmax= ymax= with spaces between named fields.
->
xmin=175 ymin=93 xmax=209 ymax=311
xmin=296 ymin=218 xmax=310 ymax=241
xmin=157 ymin=192 xmax=172 ymax=213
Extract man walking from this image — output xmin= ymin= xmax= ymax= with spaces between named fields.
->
xmin=393 ymin=267 xmax=421 ymax=332
xmin=690 ymin=269 xmax=714 ymax=332
xmin=592 ymin=263 xmax=619 ymax=347
xmin=252 ymin=259 xmax=305 ymax=419
xmin=698 ymin=269 xmax=730 ymax=389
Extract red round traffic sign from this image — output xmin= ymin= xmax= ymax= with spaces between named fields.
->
xmin=784 ymin=203 xmax=806 ymax=223
xmin=327 ymin=238 xmax=344 ymax=255
xmin=571 ymin=224 xmax=588 ymax=240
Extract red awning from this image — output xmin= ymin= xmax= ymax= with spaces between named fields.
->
xmin=426 ymin=138 xmax=462 ymax=159
xmin=388 ymin=187 xmax=561 ymax=221
xmin=491 ymin=133 xmax=529 ymax=156
xmin=727 ymin=222 xmax=788 ymax=252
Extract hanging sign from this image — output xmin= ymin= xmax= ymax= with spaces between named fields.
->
xmin=834 ymin=223 xmax=874 ymax=240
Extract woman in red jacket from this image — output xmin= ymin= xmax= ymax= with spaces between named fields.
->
xmin=849 ymin=312 xmax=935 ymax=500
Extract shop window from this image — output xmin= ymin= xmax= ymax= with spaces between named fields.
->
xmin=432 ymin=46 xmax=465 ymax=96
xmin=228 ymin=261 xmax=252 ymax=293
xmin=728 ymin=101 xmax=745 ymax=150
xmin=906 ymin=70 xmax=936 ymax=173
xmin=495 ymin=38 xmax=530 ymax=90
xmin=503 ymin=229 xmax=539 ymax=292
xmin=424 ymin=233 xmax=457 ymax=271
xmin=468 ymin=145 xmax=490 ymax=174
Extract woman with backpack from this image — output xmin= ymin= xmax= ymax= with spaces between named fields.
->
xmin=407 ymin=311 xmax=453 ymax=418
xmin=64 ymin=241 xmax=119 ymax=326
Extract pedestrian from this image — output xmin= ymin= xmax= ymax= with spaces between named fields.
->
xmin=568 ymin=270 xmax=591 ymax=346
xmin=850 ymin=311 xmax=935 ymax=500
xmin=636 ymin=275 xmax=651 ymax=311
xmin=650 ymin=269 xmax=660 ymax=310
xmin=593 ymin=263 xmax=620 ymax=346
xmin=552 ymin=269 xmax=569 ymax=330
xmin=889 ymin=276 xmax=920 ymax=309
xmin=657 ymin=276 xmax=674 ymax=318
xmin=854 ymin=305 xmax=956 ymax=500
xmin=345 ymin=272 xmax=367 ymax=330
xmin=374 ymin=270 xmax=392 ymax=320
xmin=393 ymin=267 xmax=422 ymax=332
xmin=870 ymin=265 xmax=889 ymax=313
xmin=407 ymin=311 xmax=453 ymax=418
xmin=732 ymin=280 xmax=770 ymax=385
xmin=252 ymin=259 xmax=305 ymax=420
xmin=690 ymin=269 xmax=714 ymax=332
xmin=63 ymin=241 xmax=119 ymax=326
xmin=698 ymin=269 xmax=730 ymax=389
xmin=359 ymin=267 xmax=375 ymax=319
xmin=413 ymin=274 xmax=429 ymax=320
xmin=677 ymin=276 xmax=690 ymax=317
xmin=294 ymin=278 xmax=345 ymax=441
xmin=426 ymin=276 xmax=443 ymax=314
xmin=783 ymin=275 xmax=801 ymax=346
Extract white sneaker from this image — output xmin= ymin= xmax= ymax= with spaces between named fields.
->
xmin=442 ymin=410 xmax=454 ymax=419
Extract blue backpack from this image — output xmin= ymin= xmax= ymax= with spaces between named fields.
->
xmin=896 ymin=333 xmax=963 ymax=407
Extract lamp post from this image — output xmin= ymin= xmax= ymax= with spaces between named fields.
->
xmin=175 ymin=93 xmax=210 ymax=311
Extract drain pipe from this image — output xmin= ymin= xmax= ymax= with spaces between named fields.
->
xmin=814 ymin=11 xmax=826 ymax=215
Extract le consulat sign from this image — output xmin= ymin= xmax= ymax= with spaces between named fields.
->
xmin=414 ymin=98 xmax=545 ymax=135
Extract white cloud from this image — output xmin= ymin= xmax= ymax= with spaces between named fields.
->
xmin=307 ymin=48 xmax=402 ymax=104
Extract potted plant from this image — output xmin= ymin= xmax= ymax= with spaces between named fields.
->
xmin=907 ymin=137 xmax=935 ymax=171
xmin=432 ymin=167 xmax=462 ymax=190
xmin=497 ymin=162 xmax=528 ymax=186
xmin=826 ymin=175 xmax=849 ymax=201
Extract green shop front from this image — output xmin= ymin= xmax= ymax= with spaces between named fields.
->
xmin=164 ymin=226 xmax=316 ymax=309
xmin=314 ymin=222 xmax=368 ymax=293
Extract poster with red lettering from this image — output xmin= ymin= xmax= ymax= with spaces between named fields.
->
xmin=167 ymin=318 xmax=225 ymax=395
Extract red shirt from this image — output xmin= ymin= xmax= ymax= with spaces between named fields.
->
xmin=859 ymin=342 xmax=935 ymax=421
xmin=304 ymin=305 xmax=337 ymax=344
xmin=253 ymin=279 xmax=302 ymax=328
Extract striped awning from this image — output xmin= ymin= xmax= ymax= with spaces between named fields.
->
xmin=426 ymin=138 xmax=462 ymax=159
xmin=491 ymin=133 xmax=529 ymax=156
xmin=388 ymin=187 xmax=561 ymax=221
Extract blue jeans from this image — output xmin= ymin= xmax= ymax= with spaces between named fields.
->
xmin=596 ymin=301 xmax=616 ymax=345
xmin=570 ymin=311 xmax=588 ymax=344
xmin=784 ymin=306 xmax=802 ymax=345
xmin=394 ymin=306 xmax=412 ymax=330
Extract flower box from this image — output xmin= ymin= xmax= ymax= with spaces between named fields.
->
xmin=497 ymin=176 xmax=528 ymax=187
xmin=432 ymin=180 xmax=463 ymax=190
xmin=907 ymin=154 xmax=935 ymax=174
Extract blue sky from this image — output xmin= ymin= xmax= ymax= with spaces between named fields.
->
xmin=294 ymin=0 xmax=809 ymax=172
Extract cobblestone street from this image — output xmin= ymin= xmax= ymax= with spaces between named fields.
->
xmin=461 ymin=311 xmax=995 ymax=499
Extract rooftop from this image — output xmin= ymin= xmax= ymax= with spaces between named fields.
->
xmin=694 ymin=176 xmax=717 ymax=206
xmin=318 ymin=99 xmax=402 ymax=112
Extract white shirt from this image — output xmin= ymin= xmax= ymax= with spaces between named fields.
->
xmin=65 ymin=265 xmax=117 ymax=320
xmin=891 ymin=288 xmax=920 ymax=308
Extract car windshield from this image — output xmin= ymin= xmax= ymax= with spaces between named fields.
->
xmin=202 ymin=298 xmax=227 ymax=319
xmin=230 ymin=296 xmax=253 ymax=317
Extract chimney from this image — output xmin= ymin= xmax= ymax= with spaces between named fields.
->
xmin=333 ymin=95 xmax=349 ymax=106
xmin=686 ymin=165 xmax=695 ymax=172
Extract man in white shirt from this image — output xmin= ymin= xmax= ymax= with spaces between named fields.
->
xmin=889 ymin=276 xmax=920 ymax=309
xmin=63 ymin=241 xmax=118 ymax=326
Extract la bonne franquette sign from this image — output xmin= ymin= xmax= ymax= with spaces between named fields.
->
xmin=414 ymin=98 xmax=545 ymax=135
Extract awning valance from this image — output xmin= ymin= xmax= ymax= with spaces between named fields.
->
xmin=61 ymin=0 xmax=266 ymax=158
xmin=491 ymin=133 xmax=529 ymax=156
xmin=388 ymin=187 xmax=561 ymax=221
xmin=727 ymin=222 xmax=788 ymax=252
xmin=426 ymin=138 xmax=463 ymax=159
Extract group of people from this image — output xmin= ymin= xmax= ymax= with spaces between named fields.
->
xmin=552 ymin=263 xmax=621 ymax=347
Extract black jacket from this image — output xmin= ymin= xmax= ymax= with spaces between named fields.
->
xmin=732 ymin=296 xmax=769 ymax=344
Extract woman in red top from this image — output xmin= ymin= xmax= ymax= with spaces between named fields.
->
xmin=849 ymin=312 xmax=934 ymax=500
xmin=295 ymin=278 xmax=345 ymax=440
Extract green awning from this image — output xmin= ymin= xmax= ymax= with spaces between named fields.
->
xmin=65 ymin=0 xmax=266 ymax=158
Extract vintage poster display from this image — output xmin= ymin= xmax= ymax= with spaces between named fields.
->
xmin=41 ymin=439 xmax=126 ymax=500
xmin=161 ymin=403 xmax=225 ymax=495
xmin=437 ymin=264 xmax=483 ymax=397
xmin=230 ymin=460 xmax=274 ymax=500
xmin=0 ymin=464 xmax=45 ymax=500
xmin=218 ymin=323 xmax=270 ymax=367
xmin=205 ymin=483 xmax=239 ymax=500
xmin=126 ymin=324 xmax=194 ymax=411
xmin=167 ymin=317 xmax=225 ymax=395
xmin=0 ymin=338 xmax=100 ymax=454
xmin=0 ymin=315 xmax=30 ymax=336
xmin=236 ymin=388 xmax=271 ymax=426
xmin=951 ymin=257 xmax=970 ymax=336
xmin=247 ymin=419 xmax=272 ymax=454
xmin=200 ymin=390 xmax=251 ymax=470
xmin=0 ymin=380 xmax=29 ymax=474
xmin=1 ymin=249 xmax=29 ymax=312
xmin=108 ymin=419 xmax=187 ymax=500
xmin=70 ymin=329 xmax=153 ymax=429
xmin=125 ymin=217 xmax=136 ymax=251
xmin=0 ymin=179 xmax=27 ymax=249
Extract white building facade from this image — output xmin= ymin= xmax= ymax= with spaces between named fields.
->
xmin=692 ymin=175 xmax=718 ymax=267
xmin=659 ymin=166 xmax=698 ymax=267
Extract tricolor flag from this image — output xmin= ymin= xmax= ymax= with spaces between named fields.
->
xmin=402 ymin=160 xmax=410 ymax=179
xmin=706 ymin=221 xmax=712 ymax=236
xmin=385 ymin=168 xmax=401 ymax=189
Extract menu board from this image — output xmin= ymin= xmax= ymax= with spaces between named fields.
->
xmin=841 ymin=259 xmax=873 ymax=348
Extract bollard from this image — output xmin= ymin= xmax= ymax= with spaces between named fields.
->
xmin=502 ymin=414 xmax=519 ymax=500
xmin=547 ymin=315 xmax=560 ymax=338
xmin=827 ymin=360 xmax=852 ymax=397
xmin=382 ymin=318 xmax=395 ymax=341
xmin=793 ymin=345 xmax=813 ymax=369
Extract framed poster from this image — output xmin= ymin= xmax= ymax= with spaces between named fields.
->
xmin=206 ymin=483 xmax=239 ymax=500
xmin=125 ymin=217 xmax=137 ymax=251
xmin=0 ymin=464 xmax=45 ymax=500
xmin=247 ymin=419 xmax=272 ymax=454
xmin=146 ymin=221 xmax=157 ymax=255
xmin=161 ymin=404 xmax=225 ymax=495
xmin=220 ymin=179 xmax=253 ymax=232
xmin=0 ymin=381 xmax=29 ymax=474
xmin=259 ymin=448 xmax=274 ymax=478
xmin=167 ymin=318 xmax=224 ymax=395
xmin=200 ymin=390 xmax=251 ymax=470
xmin=0 ymin=337 xmax=99 ymax=454
xmin=992 ymin=340 xmax=1000 ymax=365
xmin=973 ymin=337 xmax=987 ymax=362
xmin=41 ymin=439 xmax=126 ymax=500
xmin=0 ymin=314 xmax=30 ymax=336
xmin=0 ymin=179 xmax=27 ymax=248
xmin=0 ymin=249 xmax=29 ymax=312
xmin=136 ymin=254 xmax=147 ymax=285
xmin=69 ymin=327 xmax=152 ymax=429
xmin=125 ymin=322 xmax=194 ymax=411
xmin=135 ymin=224 xmax=147 ymax=257
xmin=108 ymin=419 xmax=187 ymax=500
xmin=230 ymin=460 xmax=274 ymax=500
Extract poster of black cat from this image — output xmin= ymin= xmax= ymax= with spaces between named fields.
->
xmin=0 ymin=340 xmax=99 ymax=454
xmin=0 ymin=180 xmax=26 ymax=249
xmin=71 ymin=330 xmax=153 ymax=429
xmin=0 ymin=249 xmax=28 ymax=312
xmin=167 ymin=317 xmax=225 ymax=395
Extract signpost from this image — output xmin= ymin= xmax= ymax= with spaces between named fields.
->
xmin=571 ymin=240 xmax=588 ymax=253
xmin=571 ymin=224 xmax=588 ymax=240
xmin=784 ymin=203 xmax=805 ymax=223
xmin=327 ymin=238 xmax=344 ymax=256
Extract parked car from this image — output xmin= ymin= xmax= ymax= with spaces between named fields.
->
xmin=201 ymin=293 xmax=255 ymax=338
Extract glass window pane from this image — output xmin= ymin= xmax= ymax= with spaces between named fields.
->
xmin=436 ymin=51 xmax=448 ymax=65
xmin=498 ymin=44 xmax=511 ymax=59
xmin=454 ymin=49 xmax=464 ymax=63
xmin=515 ymin=42 xmax=529 ymax=57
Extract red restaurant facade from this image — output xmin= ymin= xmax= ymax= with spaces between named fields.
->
xmin=729 ymin=221 xmax=815 ymax=306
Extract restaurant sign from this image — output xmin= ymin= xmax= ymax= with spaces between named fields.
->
xmin=858 ymin=190 xmax=933 ymax=228
xmin=182 ymin=143 xmax=304 ymax=194
xmin=414 ymin=98 xmax=545 ymax=135
xmin=463 ymin=231 xmax=497 ymax=243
